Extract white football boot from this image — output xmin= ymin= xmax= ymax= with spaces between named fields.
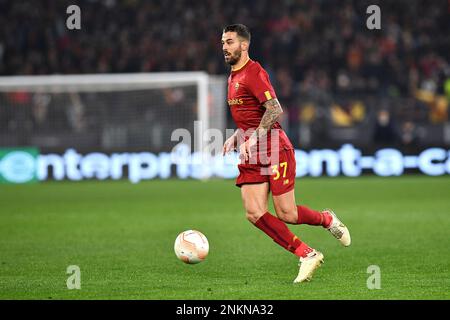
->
xmin=323 ymin=209 xmax=351 ymax=247
xmin=293 ymin=250 xmax=324 ymax=283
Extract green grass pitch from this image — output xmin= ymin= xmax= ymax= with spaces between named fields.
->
xmin=0 ymin=176 xmax=449 ymax=299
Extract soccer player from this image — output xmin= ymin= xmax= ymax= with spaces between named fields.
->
xmin=221 ymin=24 xmax=351 ymax=283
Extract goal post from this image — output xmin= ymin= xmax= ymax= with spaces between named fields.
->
xmin=0 ymin=72 xmax=226 ymax=154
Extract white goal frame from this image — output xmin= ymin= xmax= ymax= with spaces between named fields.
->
xmin=0 ymin=72 xmax=210 ymax=152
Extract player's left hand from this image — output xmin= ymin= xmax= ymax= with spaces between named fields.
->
xmin=239 ymin=135 xmax=257 ymax=162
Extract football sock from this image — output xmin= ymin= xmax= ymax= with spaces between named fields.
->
xmin=254 ymin=212 xmax=312 ymax=257
xmin=294 ymin=242 xmax=313 ymax=258
xmin=297 ymin=205 xmax=332 ymax=228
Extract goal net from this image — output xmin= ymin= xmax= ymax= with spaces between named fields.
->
xmin=0 ymin=73 xmax=227 ymax=154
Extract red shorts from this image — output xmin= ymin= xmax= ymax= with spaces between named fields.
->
xmin=235 ymin=149 xmax=296 ymax=196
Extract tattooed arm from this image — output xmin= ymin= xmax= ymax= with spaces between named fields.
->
xmin=251 ymin=98 xmax=283 ymax=140
xmin=240 ymin=98 xmax=283 ymax=161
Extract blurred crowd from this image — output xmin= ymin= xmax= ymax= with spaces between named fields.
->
xmin=0 ymin=0 xmax=449 ymax=147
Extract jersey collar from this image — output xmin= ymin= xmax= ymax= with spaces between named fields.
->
xmin=231 ymin=58 xmax=251 ymax=73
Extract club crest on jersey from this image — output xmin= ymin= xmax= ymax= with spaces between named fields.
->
xmin=234 ymin=82 xmax=239 ymax=90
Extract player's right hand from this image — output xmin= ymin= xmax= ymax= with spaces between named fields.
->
xmin=222 ymin=135 xmax=237 ymax=155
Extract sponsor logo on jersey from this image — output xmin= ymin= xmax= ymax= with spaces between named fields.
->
xmin=228 ymin=98 xmax=244 ymax=106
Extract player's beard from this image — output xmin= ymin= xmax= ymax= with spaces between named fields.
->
xmin=224 ymin=49 xmax=242 ymax=66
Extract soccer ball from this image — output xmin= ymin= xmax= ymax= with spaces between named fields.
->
xmin=174 ymin=230 xmax=209 ymax=264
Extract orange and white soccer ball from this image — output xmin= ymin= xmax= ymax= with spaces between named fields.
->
xmin=174 ymin=230 xmax=209 ymax=264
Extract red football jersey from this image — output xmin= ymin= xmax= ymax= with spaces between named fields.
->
xmin=227 ymin=59 xmax=293 ymax=160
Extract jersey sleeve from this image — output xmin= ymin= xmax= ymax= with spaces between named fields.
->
xmin=247 ymin=67 xmax=277 ymax=105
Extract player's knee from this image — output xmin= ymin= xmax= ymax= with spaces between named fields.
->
xmin=245 ymin=209 xmax=265 ymax=224
xmin=275 ymin=207 xmax=297 ymax=224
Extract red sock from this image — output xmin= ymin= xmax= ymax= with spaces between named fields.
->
xmin=297 ymin=205 xmax=332 ymax=228
xmin=294 ymin=242 xmax=313 ymax=258
xmin=254 ymin=212 xmax=312 ymax=257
